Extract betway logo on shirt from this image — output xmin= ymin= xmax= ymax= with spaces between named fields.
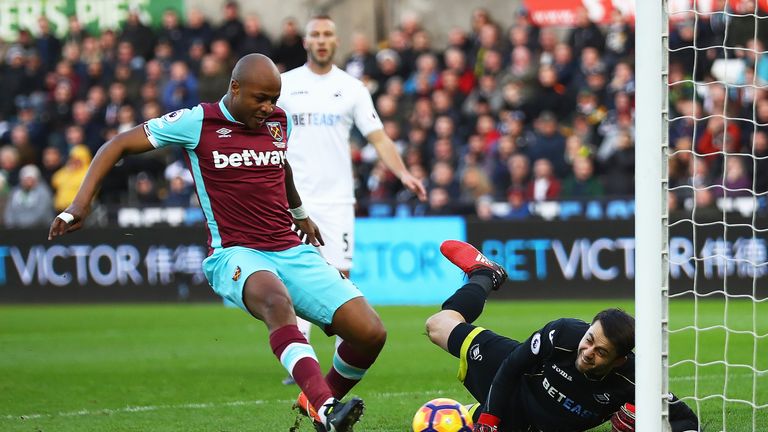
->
xmin=212 ymin=150 xmax=286 ymax=168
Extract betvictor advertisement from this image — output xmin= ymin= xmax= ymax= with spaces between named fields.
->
xmin=1 ymin=218 xmax=765 ymax=302
xmin=467 ymin=219 xmax=767 ymax=299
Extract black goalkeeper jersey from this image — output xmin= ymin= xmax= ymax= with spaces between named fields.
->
xmin=488 ymin=318 xmax=634 ymax=431
xmin=484 ymin=318 xmax=698 ymax=432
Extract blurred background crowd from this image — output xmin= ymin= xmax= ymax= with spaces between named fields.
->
xmin=0 ymin=1 xmax=766 ymax=228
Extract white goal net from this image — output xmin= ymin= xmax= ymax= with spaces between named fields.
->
xmin=640 ymin=0 xmax=768 ymax=430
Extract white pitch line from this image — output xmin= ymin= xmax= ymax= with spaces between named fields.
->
xmin=3 ymin=389 xmax=451 ymax=421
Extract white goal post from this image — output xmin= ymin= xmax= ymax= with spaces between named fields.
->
xmin=637 ymin=0 xmax=768 ymax=430
xmin=635 ymin=0 xmax=669 ymax=430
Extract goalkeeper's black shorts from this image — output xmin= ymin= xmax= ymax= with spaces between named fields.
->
xmin=447 ymin=323 xmax=521 ymax=411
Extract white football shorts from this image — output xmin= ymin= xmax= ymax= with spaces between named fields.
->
xmin=304 ymin=202 xmax=355 ymax=271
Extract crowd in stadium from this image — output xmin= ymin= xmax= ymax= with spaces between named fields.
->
xmin=0 ymin=2 xmax=764 ymax=228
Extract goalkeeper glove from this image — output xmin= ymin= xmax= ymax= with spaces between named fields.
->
xmin=473 ymin=413 xmax=500 ymax=432
xmin=610 ymin=403 xmax=635 ymax=432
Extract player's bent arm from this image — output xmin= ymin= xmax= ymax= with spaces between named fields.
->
xmin=367 ymin=129 xmax=427 ymax=201
xmin=72 ymin=126 xmax=154 ymax=209
xmin=283 ymin=161 xmax=324 ymax=247
xmin=283 ymin=160 xmax=303 ymax=210
xmin=367 ymin=129 xmax=408 ymax=179
xmin=48 ymin=126 xmax=154 ymax=239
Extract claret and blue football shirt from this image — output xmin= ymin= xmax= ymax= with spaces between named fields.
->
xmin=143 ymin=100 xmax=301 ymax=252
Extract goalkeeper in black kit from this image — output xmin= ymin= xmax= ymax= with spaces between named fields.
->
xmin=425 ymin=240 xmax=700 ymax=432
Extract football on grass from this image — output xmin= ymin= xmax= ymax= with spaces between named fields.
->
xmin=412 ymin=398 xmax=473 ymax=432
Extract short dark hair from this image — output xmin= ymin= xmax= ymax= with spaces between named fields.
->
xmin=592 ymin=308 xmax=634 ymax=358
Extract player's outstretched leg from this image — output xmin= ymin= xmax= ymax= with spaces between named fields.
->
xmin=325 ymin=297 xmax=386 ymax=398
xmin=283 ymin=317 xmax=313 ymax=385
xmin=242 ymin=271 xmax=360 ymax=431
xmin=439 ymin=240 xmax=507 ymax=322
xmin=293 ymin=297 xmax=382 ymax=431
xmin=425 ymin=240 xmax=508 ymax=351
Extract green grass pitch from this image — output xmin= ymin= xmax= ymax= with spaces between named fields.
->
xmin=1 ymin=300 xmax=766 ymax=431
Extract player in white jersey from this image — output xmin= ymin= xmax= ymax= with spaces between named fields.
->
xmin=277 ymin=15 xmax=427 ymax=388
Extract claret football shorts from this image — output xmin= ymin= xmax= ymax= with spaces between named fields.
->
xmin=203 ymin=244 xmax=363 ymax=327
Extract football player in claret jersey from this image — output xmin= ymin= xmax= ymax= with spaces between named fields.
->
xmin=425 ymin=240 xmax=700 ymax=432
xmin=48 ymin=54 xmax=385 ymax=432
xmin=276 ymin=14 xmax=427 ymax=386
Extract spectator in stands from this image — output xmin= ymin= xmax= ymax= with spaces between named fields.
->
xmin=459 ymin=165 xmax=494 ymax=205
xmin=239 ymin=14 xmax=273 ymax=58
xmin=552 ymin=42 xmax=577 ymax=87
xmin=502 ymin=153 xmax=530 ymax=200
xmin=753 ymin=130 xmax=768 ymax=194
xmin=567 ymin=6 xmax=605 ymax=56
xmin=273 ymin=17 xmax=306 ymax=72
xmin=119 ymin=8 xmax=156 ymax=60
xmin=0 ymin=4 xmax=655 ymax=221
xmin=460 ymin=133 xmax=489 ymax=170
xmin=98 ymin=30 xmax=118 ymax=64
xmin=526 ymin=158 xmax=561 ymax=202
xmin=471 ymin=23 xmax=503 ymax=77
xmin=162 ymin=61 xmax=199 ymax=112
xmin=463 ymin=74 xmax=503 ymax=119
xmin=215 ymin=0 xmax=246 ymax=53
xmin=446 ymin=26 xmax=472 ymax=57
xmin=185 ymin=8 xmax=214 ymax=49
xmin=425 ymin=186 xmax=453 ymax=215
xmin=157 ymin=8 xmax=186 ymax=59
xmin=186 ymin=39 xmax=206 ymax=76
xmin=712 ymin=156 xmax=752 ymax=198
xmin=210 ymin=38 xmax=236 ymax=71
xmin=432 ymin=138 xmax=458 ymax=169
xmin=114 ymin=63 xmax=142 ymax=103
xmin=46 ymin=80 xmax=76 ymax=138
xmin=40 ymin=145 xmax=63 ymax=187
xmin=500 ymin=45 xmax=538 ymax=89
xmin=51 ymin=144 xmax=91 ymax=212
xmin=164 ymin=174 xmax=193 ymax=207
xmin=487 ymin=134 xmax=518 ymax=186
xmin=404 ymin=52 xmax=439 ymax=95
xmin=429 ymin=161 xmax=461 ymax=198
xmin=0 ymin=173 xmax=7 ymax=226
xmin=8 ymin=124 xmax=36 ymax=167
xmin=562 ymin=156 xmax=604 ymax=198
xmin=345 ymin=32 xmax=377 ymax=81
xmin=524 ymin=111 xmax=568 ymax=178
xmin=0 ymin=146 xmax=21 ymax=187
xmin=198 ymin=55 xmax=231 ymax=103
xmin=696 ymin=115 xmax=741 ymax=167
xmin=505 ymin=187 xmax=531 ymax=220
xmin=64 ymin=15 xmax=89 ymax=45
xmin=525 ymin=64 xmax=571 ymax=121
xmin=116 ymin=105 xmax=138 ymax=134
xmin=536 ymin=27 xmax=558 ymax=65
xmin=105 ymin=82 xmax=129 ymax=128
xmin=132 ymin=171 xmax=162 ymax=206
xmin=4 ymin=164 xmax=53 ymax=228
xmin=35 ymin=17 xmax=62 ymax=72
xmin=601 ymin=129 xmax=635 ymax=196
xmin=603 ymin=9 xmax=634 ymax=69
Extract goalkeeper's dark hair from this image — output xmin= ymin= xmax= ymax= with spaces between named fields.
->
xmin=592 ymin=308 xmax=635 ymax=358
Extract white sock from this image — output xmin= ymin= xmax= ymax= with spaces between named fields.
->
xmin=317 ymin=397 xmax=336 ymax=425
xmin=296 ymin=317 xmax=312 ymax=342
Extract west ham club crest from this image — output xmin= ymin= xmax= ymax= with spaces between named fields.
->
xmin=266 ymin=122 xmax=284 ymax=141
